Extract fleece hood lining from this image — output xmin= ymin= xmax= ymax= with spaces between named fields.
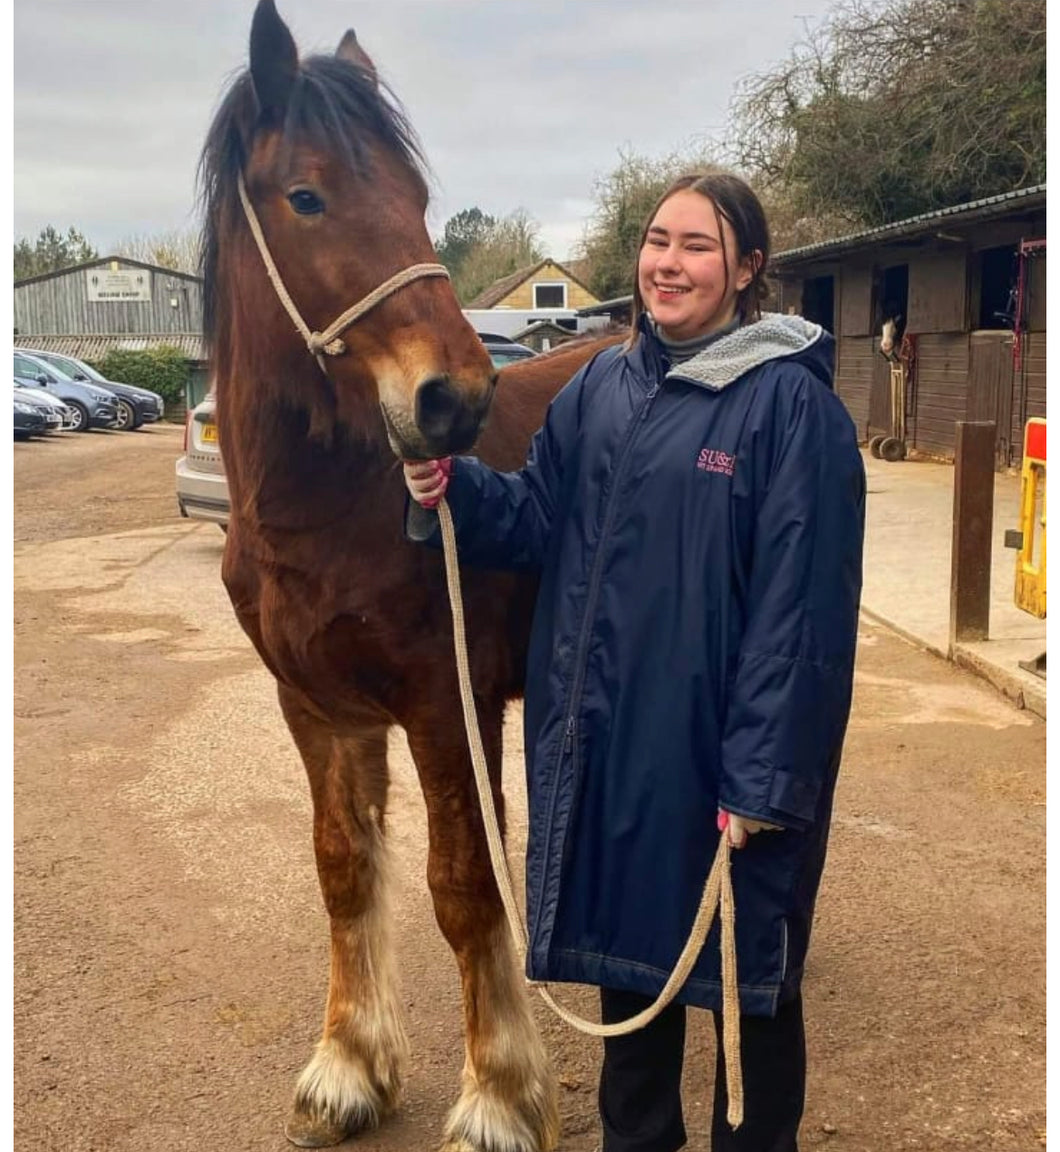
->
xmin=665 ymin=313 xmax=826 ymax=392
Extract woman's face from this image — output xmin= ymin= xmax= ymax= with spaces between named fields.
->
xmin=637 ymin=189 xmax=755 ymax=341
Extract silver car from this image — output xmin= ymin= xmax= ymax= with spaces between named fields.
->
xmin=175 ymin=394 xmax=229 ymax=527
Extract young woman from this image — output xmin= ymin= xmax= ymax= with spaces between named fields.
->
xmin=404 ymin=172 xmax=865 ymax=1152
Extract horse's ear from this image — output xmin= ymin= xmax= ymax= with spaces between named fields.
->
xmin=250 ymin=0 xmax=299 ymax=121
xmin=336 ymin=30 xmax=378 ymax=87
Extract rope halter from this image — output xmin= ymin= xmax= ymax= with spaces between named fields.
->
xmin=236 ymin=171 xmax=451 ymax=374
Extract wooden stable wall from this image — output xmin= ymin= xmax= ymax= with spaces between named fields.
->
xmin=911 ymin=334 xmax=970 ymax=458
xmin=836 ymin=336 xmax=874 ymax=437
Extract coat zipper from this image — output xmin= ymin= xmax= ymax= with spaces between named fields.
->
xmin=532 ymin=381 xmax=661 ymax=958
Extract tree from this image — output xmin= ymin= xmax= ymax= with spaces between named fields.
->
xmin=731 ymin=0 xmax=1046 ymax=227
xmin=14 ymin=225 xmax=98 ymax=280
xmin=575 ymin=148 xmax=726 ymax=301
xmin=113 ymin=228 xmax=201 ymax=273
xmin=434 ymin=207 xmax=544 ymax=304
xmin=435 ymin=207 xmax=496 ymax=277
xmin=753 ymin=185 xmax=856 ymax=255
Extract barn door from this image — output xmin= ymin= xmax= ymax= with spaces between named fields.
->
xmin=967 ymin=332 xmax=1016 ymax=468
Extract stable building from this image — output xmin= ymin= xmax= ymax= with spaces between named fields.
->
xmin=771 ymin=185 xmax=1046 ymax=468
xmin=13 ymin=256 xmax=210 ymax=408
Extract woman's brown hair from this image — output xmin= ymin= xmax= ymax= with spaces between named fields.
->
xmin=628 ymin=171 xmax=771 ymax=344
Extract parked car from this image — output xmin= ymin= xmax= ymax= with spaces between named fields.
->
xmin=13 ymin=396 xmax=48 ymax=439
xmin=19 ymin=348 xmax=165 ymax=431
xmin=175 ymin=394 xmax=229 ymax=527
xmin=12 ymin=351 xmax=119 ymax=432
xmin=12 ymin=380 xmax=68 ymax=432
xmin=477 ymin=334 xmax=537 ymax=368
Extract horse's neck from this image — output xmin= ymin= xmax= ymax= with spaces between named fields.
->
xmin=223 ymin=384 xmax=400 ymax=534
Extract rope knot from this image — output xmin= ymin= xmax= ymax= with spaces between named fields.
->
xmin=308 ymin=333 xmax=348 ymax=357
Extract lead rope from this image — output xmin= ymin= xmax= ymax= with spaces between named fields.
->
xmin=436 ymin=497 xmax=744 ymax=1129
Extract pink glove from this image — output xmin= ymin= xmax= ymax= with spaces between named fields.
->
xmin=403 ymin=457 xmax=452 ymax=508
xmin=717 ymin=809 xmax=783 ymax=849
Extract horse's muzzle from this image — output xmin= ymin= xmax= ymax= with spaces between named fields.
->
xmin=413 ymin=375 xmax=492 ymax=456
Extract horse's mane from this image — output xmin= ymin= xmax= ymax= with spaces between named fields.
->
xmin=197 ymin=55 xmax=427 ymax=352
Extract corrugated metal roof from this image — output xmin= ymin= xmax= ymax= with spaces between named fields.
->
xmin=14 ymin=255 xmax=202 ymax=289
xmin=773 ymin=184 xmax=1046 ymax=266
xmin=13 ymin=333 xmax=206 ymax=361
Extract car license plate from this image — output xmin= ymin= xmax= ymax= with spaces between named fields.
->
xmin=201 ymin=423 xmax=218 ymax=443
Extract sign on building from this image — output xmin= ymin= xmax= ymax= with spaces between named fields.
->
xmin=86 ymin=268 xmax=152 ymax=302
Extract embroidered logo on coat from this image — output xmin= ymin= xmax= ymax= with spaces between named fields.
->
xmin=696 ymin=447 xmax=735 ymax=477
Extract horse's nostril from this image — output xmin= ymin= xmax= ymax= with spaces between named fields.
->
xmin=415 ymin=375 xmax=483 ymax=451
xmin=415 ymin=376 xmax=458 ymax=434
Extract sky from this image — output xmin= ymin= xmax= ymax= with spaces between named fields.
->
xmin=13 ymin=0 xmax=840 ymax=265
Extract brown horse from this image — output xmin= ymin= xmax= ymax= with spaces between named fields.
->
xmin=200 ymin=2 xmax=618 ymax=1148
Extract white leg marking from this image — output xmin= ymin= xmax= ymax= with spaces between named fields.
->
xmin=443 ymin=926 xmax=558 ymax=1152
xmin=294 ymin=819 xmax=409 ymax=1132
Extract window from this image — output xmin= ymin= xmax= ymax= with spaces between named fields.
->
xmin=533 ymin=282 xmax=567 ymax=308
xmin=15 ymin=355 xmax=45 ymax=379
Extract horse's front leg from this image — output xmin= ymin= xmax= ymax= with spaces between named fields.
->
xmin=407 ymin=707 xmax=559 ymax=1152
xmin=278 ymin=686 xmax=409 ymax=1148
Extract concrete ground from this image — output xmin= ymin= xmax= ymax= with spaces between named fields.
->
xmin=860 ymin=451 xmax=1047 ymax=718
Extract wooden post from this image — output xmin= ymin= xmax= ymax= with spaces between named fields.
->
xmin=950 ymin=421 xmax=996 ymax=647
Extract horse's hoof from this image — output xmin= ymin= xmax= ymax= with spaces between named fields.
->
xmin=284 ymin=1108 xmax=359 ymax=1148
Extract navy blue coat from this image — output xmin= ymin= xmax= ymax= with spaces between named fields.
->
xmin=411 ymin=314 xmax=865 ymax=1016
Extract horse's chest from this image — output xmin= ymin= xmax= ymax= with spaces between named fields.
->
xmin=252 ymin=567 xmax=426 ymax=708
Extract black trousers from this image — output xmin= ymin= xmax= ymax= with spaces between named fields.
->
xmin=598 ymin=987 xmax=806 ymax=1152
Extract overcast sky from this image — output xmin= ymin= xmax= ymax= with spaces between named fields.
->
xmin=14 ymin=0 xmax=839 ymax=264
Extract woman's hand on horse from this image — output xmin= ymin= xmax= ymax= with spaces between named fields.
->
xmin=403 ymin=457 xmax=452 ymax=509
xmin=717 ymin=809 xmax=783 ymax=849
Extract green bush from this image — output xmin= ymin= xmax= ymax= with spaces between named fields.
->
xmin=92 ymin=346 xmax=190 ymax=408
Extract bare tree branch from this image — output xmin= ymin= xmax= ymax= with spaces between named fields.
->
xmin=730 ymin=0 xmax=1045 ymax=226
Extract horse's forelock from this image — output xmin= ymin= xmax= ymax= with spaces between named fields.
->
xmin=198 ymin=54 xmax=428 ymax=352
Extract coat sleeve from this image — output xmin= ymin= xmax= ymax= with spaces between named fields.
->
xmin=403 ymin=356 xmax=594 ymax=571
xmin=718 ymin=373 xmax=866 ymax=831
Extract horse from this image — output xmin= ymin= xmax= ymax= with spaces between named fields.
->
xmin=878 ymin=311 xmax=905 ymax=362
xmin=199 ymin=2 xmax=620 ymax=1148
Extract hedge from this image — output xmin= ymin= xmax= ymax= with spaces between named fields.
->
xmin=91 ymin=346 xmax=190 ymax=408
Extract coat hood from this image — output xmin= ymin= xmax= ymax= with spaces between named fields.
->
xmin=664 ymin=312 xmax=832 ymax=392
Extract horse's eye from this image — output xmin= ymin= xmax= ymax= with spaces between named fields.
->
xmin=288 ymin=189 xmax=324 ymax=215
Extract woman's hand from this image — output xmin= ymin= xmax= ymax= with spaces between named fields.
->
xmin=403 ymin=457 xmax=452 ymax=509
xmin=717 ymin=809 xmax=783 ymax=849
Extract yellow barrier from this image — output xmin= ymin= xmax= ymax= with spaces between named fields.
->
xmin=1014 ymin=418 xmax=1046 ymax=618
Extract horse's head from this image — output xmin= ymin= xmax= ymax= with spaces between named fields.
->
xmin=879 ymin=314 xmax=902 ymax=362
xmin=201 ymin=0 xmax=495 ymax=459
